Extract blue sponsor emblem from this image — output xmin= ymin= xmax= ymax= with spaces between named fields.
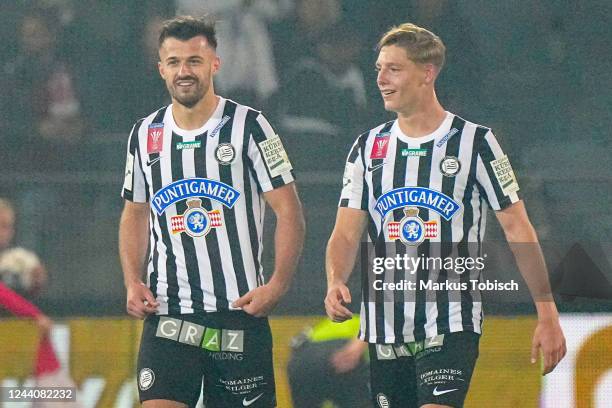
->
xmin=388 ymin=208 xmax=438 ymax=246
xmin=171 ymin=199 xmax=222 ymax=237
xmin=153 ymin=178 xmax=240 ymax=215
xmin=375 ymin=187 xmax=461 ymax=221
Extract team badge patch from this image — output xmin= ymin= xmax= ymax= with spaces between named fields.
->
xmin=215 ymin=143 xmax=235 ymax=165
xmin=440 ymin=156 xmax=461 ymax=177
xmin=171 ymin=199 xmax=222 ymax=237
xmin=371 ymin=131 xmax=390 ymax=159
xmin=388 ymin=207 xmax=438 ymax=246
xmin=147 ymin=123 xmax=164 ymax=154
xmin=138 ymin=368 xmax=155 ymax=391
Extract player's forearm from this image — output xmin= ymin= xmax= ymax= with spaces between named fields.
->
xmin=268 ymin=204 xmax=305 ymax=293
xmin=505 ymin=222 xmax=557 ymax=312
xmin=119 ymin=210 xmax=149 ymax=288
xmin=326 ymin=233 xmax=359 ymax=287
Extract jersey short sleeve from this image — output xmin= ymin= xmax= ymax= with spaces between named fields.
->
xmin=121 ymin=120 xmax=148 ymax=202
xmin=475 ymin=130 xmax=521 ymax=210
xmin=339 ymin=138 xmax=367 ymax=210
xmin=247 ymin=112 xmax=295 ymax=192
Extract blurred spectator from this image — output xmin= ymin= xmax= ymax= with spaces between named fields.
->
xmin=274 ymin=22 xmax=368 ymax=172
xmin=0 ymin=199 xmax=47 ymax=298
xmin=1 ymin=5 xmax=84 ymax=172
xmin=177 ymin=0 xmax=292 ymax=107
xmin=288 ymin=317 xmax=369 ymax=408
xmin=271 ymin=0 xmax=342 ymax=82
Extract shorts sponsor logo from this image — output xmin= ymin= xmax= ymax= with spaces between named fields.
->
xmin=147 ymin=123 xmax=164 ymax=154
xmin=375 ymin=187 xmax=461 ymax=221
xmin=387 ymin=207 xmax=438 ymax=246
xmin=490 ymin=154 xmax=519 ymax=195
xmin=170 ymin=199 xmax=222 ymax=238
xmin=217 ymin=376 xmax=266 ymax=396
xmin=138 ymin=368 xmax=155 ymax=391
xmin=439 ymin=156 xmax=461 ymax=177
xmin=376 ymin=393 xmax=390 ymax=407
xmin=152 ymin=178 xmax=240 ymax=215
xmin=258 ymin=135 xmax=292 ymax=178
xmin=375 ymin=345 xmax=396 ymax=360
xmin=155 ymin=317 xmax=244 ymax=352
xmin=215 ymin=143 xmax=236 ymax=165
xmin=419 ymin=368 xmax=464 ymax=386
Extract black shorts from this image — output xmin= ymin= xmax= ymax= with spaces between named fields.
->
xmin=369 ymin=331 xmax=480 ymax=408
xmin=137 ymin=312 xmax=276 ymax=407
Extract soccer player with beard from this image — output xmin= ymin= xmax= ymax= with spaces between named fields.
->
xmin=119 ymin=16 xmax=304 ymax=407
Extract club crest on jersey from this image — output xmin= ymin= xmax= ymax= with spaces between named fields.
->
xmin=171 ymin=199 xmax=222 ymax=237
xmin=375 ymin=187 xmax=461 ymax=221
xmin=147 ymin=123 xmax=164 ymax=154
xmin=152 ymin=178 xmax=240 ymax=215
xmin=215 ymin=143 xmax=235 ymax=165
xmin=439 ymin=156 xmax=461 ymax=177
xmin=370 ymin=132 xmax=391 ymax=159
xmin=388 ymin=207 xmax=438 ymax=246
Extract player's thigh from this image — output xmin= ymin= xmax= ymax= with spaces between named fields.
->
xmin=202 ymin=317 xmax=276 ymax=408
xmin=137 ymin=315 xmax=204 ymax=406
xmin=369 ymin=343 xmax=418 ymax=408
xmin=415 ymin=331 xmax=480 ymax=408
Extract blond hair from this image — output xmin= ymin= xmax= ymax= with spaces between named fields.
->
xmin=378 ymin=23 xmax=446 ymax=69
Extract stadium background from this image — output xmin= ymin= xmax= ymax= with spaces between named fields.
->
xmin=0 ymin=0 xmax=610 ymax=406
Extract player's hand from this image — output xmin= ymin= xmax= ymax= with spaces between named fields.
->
xmin=325 ymin=282 xmax=353 ymax=322
xmin=35 ymin=314 xmax=53 ymax=336
xmin=126 ymin=281 xmax=159 ymax=319
xmin=232 ymin=280 xmax=286 ymax=317
xmin=330 ymin=339 xmax=366 ymax=374
xmin=531 ymin=318 xmax=566 ymax=375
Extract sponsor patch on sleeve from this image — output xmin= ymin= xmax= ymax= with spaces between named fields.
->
xmin=123 ymin=153 xmax=134 ymax=191
xmin=490 ymin=154 xmax=519 ymax=195
xmin=258 ymin=135 xmax=293 ymax=178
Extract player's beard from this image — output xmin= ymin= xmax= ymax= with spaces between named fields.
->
xmin=168 ymin=76 xmax=207 ymax=109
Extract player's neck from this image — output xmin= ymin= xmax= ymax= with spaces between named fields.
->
xmin=171 ymin=92 xmax=219 ymax=131
xmin=396 ymin=94 xmax=446 ymax=138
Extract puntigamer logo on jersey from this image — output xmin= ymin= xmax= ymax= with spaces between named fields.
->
xmin=376 ymin=187 xmax=460 ymax=246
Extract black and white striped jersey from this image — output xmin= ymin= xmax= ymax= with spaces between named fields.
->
xmin=339 ymin=112 xmax=521 ymax=343
xmin=121 ymin=97 xmax=294 ymax=314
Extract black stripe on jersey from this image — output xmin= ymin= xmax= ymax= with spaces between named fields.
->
xmin=413 ymin=139 xmax=435 ymax=341
xmin=243 ymin=109 xmax=264 ymax=286
xmin=149 ymin=208 xmax=159 ymax=300
xmin=392 ymin=138 xmax=409 ymax=342
xmin=170 ymin=131 xmax=205 ymax=313
xmin=148 ymin=108 xmax=179 ymax=312
xmin=436 ymin=116 xmax=466 ymax=334
xmin=477 ymin=132 xmax=513 ymax=209
xmin=195 ymin=127 xmax=229 ymax=311
xmin=458 ymin=126 xmax=489 ymax=330
xmin=216 ymin=101 xmax=251 ymax=297
xmin=250 ymin=115 xmax=289 ymax=189
xmin=123 ymin=119 xmax=145 ymax=200
xmin=370 ymin=122 xmax=393 ymax=341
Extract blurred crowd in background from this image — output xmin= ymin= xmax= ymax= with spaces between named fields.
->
xmin=0 ymin=0 xmax=610 ymax=316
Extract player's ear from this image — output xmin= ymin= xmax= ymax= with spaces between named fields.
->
xmin=423 ymin=63 xmax=437 ymax=84
xmin=158 ymin=60 xmax=165 ymax=80
xmin=211 ymin=55 xmax=221 ymax=75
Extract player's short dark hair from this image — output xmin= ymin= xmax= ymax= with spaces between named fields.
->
xmin=158 ymin=15 xmax=217 ymax=50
